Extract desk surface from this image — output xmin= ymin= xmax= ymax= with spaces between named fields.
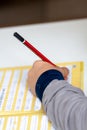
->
xmin=0 ymin=19 xmax=87 ymax=94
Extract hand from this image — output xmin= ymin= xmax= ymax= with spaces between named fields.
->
xmin=28 ymin=60 xmax=69 ymax=96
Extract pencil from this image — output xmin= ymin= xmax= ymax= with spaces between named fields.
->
xmin=13 ymin=32 xmax=56 ymax=66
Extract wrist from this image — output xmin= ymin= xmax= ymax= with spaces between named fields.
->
xmin=35 ymin=69 xmax=64 ymax=101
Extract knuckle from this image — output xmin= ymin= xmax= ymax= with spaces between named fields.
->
xmin=33 ymin=60 xmax=43 ymax=67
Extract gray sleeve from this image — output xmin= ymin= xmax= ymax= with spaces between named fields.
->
xmin=42 ymin=79 xmax=87 ymax=130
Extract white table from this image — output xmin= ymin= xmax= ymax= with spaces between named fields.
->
xmin=0 ymin=18 xmax=87 ymax=94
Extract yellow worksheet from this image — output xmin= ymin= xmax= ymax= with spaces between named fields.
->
xmin=0 ymin=61 xmax=84 ymax=130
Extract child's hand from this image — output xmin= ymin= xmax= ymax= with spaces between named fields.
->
xmin=28 ymin=60 xmax=69 ymax=96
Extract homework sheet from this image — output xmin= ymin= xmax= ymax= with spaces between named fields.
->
xmin=0 ymin=61 xmax=84 ymax=130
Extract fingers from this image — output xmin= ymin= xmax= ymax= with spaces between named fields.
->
xmin=33 ymin=60 xmax=54 ymax=69
xmin=29 ymin=60 xmax=69 ymax=80
xmin=32 ymin=60 xmax=43 ymax=68
xmin=32 ymin=60 xmax=56 ymax=74
xmin=61 ymin=67 xmax=69 ymax=75
xmin=60 ymin=67 xmax=69 ymax=80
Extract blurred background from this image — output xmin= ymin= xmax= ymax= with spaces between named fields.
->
xmin=0 ymin=0 xmax=87 ymax=27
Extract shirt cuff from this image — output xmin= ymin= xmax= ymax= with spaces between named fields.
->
xmin=35 ymin=69 xmax=64 ymax=101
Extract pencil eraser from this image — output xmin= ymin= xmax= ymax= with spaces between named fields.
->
xmin=13 ymin=32 xmax=24 ymax=42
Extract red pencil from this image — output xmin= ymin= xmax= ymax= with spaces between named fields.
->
xmin=13 ymin=32 xmax=56 ymax=66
